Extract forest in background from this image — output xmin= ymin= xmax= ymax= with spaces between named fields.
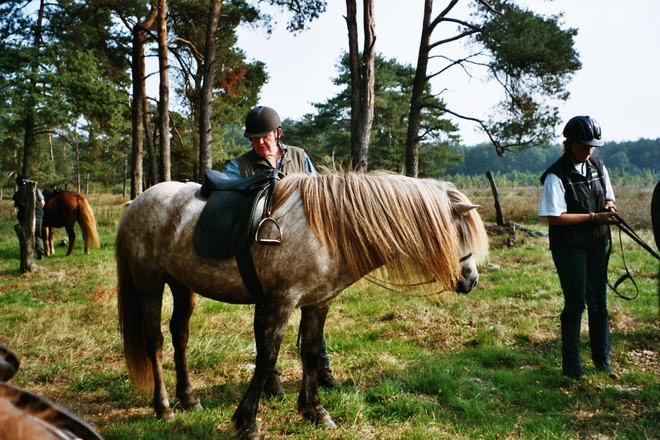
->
xmin=442 ymin=137 xmax=660 ymax=187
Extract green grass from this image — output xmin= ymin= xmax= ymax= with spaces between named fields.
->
xmin=0 ymin=189 xmax=659 ymax=439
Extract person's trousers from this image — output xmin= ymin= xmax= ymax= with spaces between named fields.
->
xmin=34 ymin=217 xmax=45 ymax=258
xmin=552 ymin=247 xmax=611 ymax=375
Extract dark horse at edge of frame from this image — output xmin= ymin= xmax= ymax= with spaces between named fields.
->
xmin=652 ymin=180 xmax=660 ymax=251
xmin=42 ymin=190 xmax=100 ymax=256
xmin=115 ymin=171 xmax=490 ymax=439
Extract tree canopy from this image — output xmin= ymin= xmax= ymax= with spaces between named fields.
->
xmin=0 ymin=0 xmax=592 ymax=191
xmin=282 ymin=53 xmax=462 ymax=177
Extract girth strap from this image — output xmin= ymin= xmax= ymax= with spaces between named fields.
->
xmin=236 ymin=246 xmax=266 ymax=303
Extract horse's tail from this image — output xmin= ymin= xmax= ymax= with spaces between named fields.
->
xmin=116 ymin=230 xmax=153 ymax=392
xmin=77 ymin=195 xmax=100 ymax=250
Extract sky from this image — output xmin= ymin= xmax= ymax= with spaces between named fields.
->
xmin=235 ymin=0 xmax=660 ymax=146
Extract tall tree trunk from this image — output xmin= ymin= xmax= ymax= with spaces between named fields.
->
xmin=405 ymin=0 xmax=436 ymax=178
xmin=199 ymin=0 xmax=222 ymax=178
xmin=346 ymin=0 xmax=376 ymax=173
xmin=130 ymin=9 xmax=157 ymax=199
xmin=74 ymin=126 xmax=81 ymax=192
xmin=143 ymin=77 xmax=157 ymax=187
xmin=157 ymin=0 xmax=171 ymax=182
xmin=130 ymin=30 xmax=145 ymax=199
xmin=21 ymin=0 xmax=46 ymax=177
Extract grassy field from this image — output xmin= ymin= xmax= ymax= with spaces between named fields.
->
xmin=0 ymin=185 xmax=658 ymax=439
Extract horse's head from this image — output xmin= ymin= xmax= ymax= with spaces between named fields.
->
xmin=446 ymin=193 xmax=489 ymax=294
xmin=456 ymin=247 xmax=479 ymax=294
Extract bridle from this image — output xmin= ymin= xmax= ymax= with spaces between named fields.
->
xmin=459 ymin=253 xmax=473 ymax=263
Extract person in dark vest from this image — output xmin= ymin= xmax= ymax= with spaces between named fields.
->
xmin=539 ymin=116 xmax=620 ymax=381
xmin=12 ymin=174 xmax=46 ymax=260
xmin=223 ymin=106 xmax=341 ymax=394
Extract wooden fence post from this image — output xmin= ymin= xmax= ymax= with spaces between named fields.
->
xmin=13 ymin=180 xmax=37 ymax=273
xmin=485 ymin=170 xmax=505 ymax=226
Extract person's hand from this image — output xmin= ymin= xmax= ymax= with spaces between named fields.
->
xmin=604 ymin=201 xmax=617 ymax=212
xmin=590 ymin=212 xmax=620 ymax=225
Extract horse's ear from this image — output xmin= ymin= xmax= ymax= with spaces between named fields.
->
xmin=454 ymin=203 xmax=479 ymax=215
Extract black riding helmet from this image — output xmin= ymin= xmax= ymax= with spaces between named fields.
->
xmin=244 ymin=106 xmax=281 ymax=138
xmin=562 ymin=115 xmax=604 ymax=147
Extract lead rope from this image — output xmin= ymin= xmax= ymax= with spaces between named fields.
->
xmin=607 ymin=213 xmax=660 ymax=300
xmin=607 ymin=225 xmax=639 ymax=300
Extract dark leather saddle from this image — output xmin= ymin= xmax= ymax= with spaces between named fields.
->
xmin=194 ymin=169 xmax=282 ymax=260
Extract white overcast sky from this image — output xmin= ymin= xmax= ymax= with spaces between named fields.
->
xmin=234 ymin=0 xmax=660 ymax=146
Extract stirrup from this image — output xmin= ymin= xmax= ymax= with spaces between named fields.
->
xmin=255 ymin=217 xmax=282 ymax=245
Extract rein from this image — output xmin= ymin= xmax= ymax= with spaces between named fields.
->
xmin=607 ymin=213 xmax=660 ymax=300
xmin=363 ymin=253 xmax=473 ymax=297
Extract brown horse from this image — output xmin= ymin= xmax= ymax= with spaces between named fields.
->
xmin=42 ymin=191 xmax=100 ymax=256
xmin=116 ymin=172 xmax=489 ymax=439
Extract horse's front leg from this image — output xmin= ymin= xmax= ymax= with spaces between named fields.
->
xmin=47 ymin=228 xmax=54 ymax=255
xmin=168 ymin=277 xmax=203 ymax=411
xmin=298 ymin=301 xmax=337 ymax=429
xmin=64 ymin=225 xmax=76 ymax=256
xmin=233 ymin=300 xmax=294 ymax=439
xmin=41 ymin=227 xmax=51 ymax=255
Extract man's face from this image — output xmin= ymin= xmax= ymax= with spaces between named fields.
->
xmin=250 ymin=129 xmax=281 ymax=158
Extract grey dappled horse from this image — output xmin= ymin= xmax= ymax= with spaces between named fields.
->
xmin=115 ymin=172 xmax=489 ymax=439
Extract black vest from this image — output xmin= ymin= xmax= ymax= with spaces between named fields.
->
xmin=541 ymin=154 xmax=609 ymax=250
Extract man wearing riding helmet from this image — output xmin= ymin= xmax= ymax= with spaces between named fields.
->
xmin=223 ymin=106 xmax=315 ymax=178
xmin=539 ymin=115 xmax=620 ymax=381
xmin=223 ymin=106 xmax=341 ymax=394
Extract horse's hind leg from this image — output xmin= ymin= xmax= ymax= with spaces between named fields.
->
xmin=64 ymin=224 xmax=76 ymax=256
xmin=134 ymin=277 xmax=174 ymax=420
xmin=298 ymin=302 xmax=337 ymax=429
xmin=167 ymin=276 xmax=203 ymax=411
xmin=233 ymin=300 xmax=295 ymax=439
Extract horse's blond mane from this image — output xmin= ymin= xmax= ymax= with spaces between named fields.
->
xmin=274 ymin=172 xmax=488 ymax=291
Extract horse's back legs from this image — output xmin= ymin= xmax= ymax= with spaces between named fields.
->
xmin=298 ymin=302 xmax=337 ymax=428
xmin=167 ymin=276 xmax=203 ymax=412
xmin=131 ymin=276 xmax=173 ymax=420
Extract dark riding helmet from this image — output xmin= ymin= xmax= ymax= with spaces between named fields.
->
xmin=562 ymin=115 xmax=604 ymax=147
xmin=15 ymin=174 xmax=27 ymax=185
xmin=244 ymin=106 xmax=281 ymax=138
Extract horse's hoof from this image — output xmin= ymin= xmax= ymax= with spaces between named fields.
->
xmin=157 ymin=408 xmax=175 ymax=421
xmin=178 ymin=394 xmax=203 ymax=411
xmin=323 ymin=417 xmax=338 ymax=430
xmin=234 ymin=424 xmax=260 ymax=440
xmin=300 ymin=405 xmax=337 ymax=429
xmin=263 ymin=369 xmax=285 ymax=397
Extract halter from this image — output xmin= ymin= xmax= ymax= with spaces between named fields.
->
xmin=459 ymin=253 xmax=473 ymax=263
